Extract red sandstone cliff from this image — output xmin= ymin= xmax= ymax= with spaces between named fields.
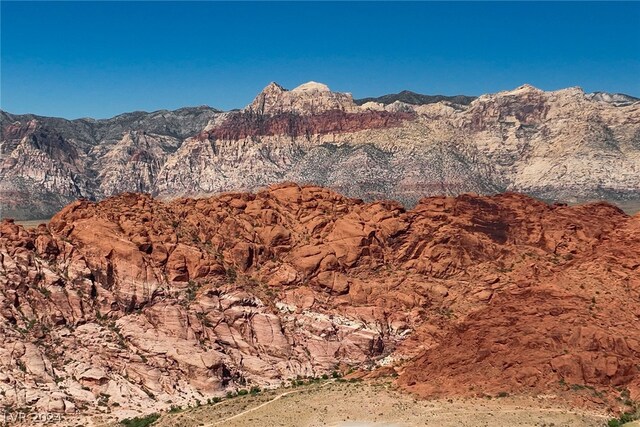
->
xmin=0 ymin=183 xmax=639 ymax=417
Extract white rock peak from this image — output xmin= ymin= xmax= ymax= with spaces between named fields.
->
xmin=292 ymin=81 xmax=331 ymax=92
xmin=510 ymin=84 xmax=543 ymax=95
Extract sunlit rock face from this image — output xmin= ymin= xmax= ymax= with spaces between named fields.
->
xmin=2 ymin=82 xmax=639 ymax=220
xmin=1 ymin=184 xmax=640 ymax=416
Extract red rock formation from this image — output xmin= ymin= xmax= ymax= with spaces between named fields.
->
xmin=1 ymin=183 xmax=639 ymax=416
xmin=204 ymin=109 xmax=415 ymax=140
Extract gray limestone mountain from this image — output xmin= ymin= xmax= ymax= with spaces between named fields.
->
xmin=586 ymin=91 xmax=640 ymax=107
xmin=0 ymin=107 xmax=220 ymax=219
xmin=1 ymin=82 xmax=639 ymax=220
xmin=354 ymin=90 xmax=477 ymax=106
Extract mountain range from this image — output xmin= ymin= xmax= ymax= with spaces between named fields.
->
xmin=2 ymin=82 xmax=640 ymax=424
xmin=1 ymin=81 xmax=639 ymax=220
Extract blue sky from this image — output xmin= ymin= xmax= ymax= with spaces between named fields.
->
xmin=2 ymin=1 xmax=639 ymax=119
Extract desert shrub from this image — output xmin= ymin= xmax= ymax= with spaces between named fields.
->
xmin=120 ymin=413 xmax=160 ymax=427
xmin=608 ymin=410 xmax=639 ymax=427
xmin=226 ymin=267 xmax=237 ymax=283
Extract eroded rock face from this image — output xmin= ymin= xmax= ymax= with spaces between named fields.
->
xmin=2 ymin=83 xmax=639 ymax=220
xmin=206 ymin=109 xmax=414 ymax=140
xmin=0 ymin=107 xmax=220 ymax=219
xmin=246 ymin=81 xmax=358 ymax=115
xmin=1 ymin=184 xmax=639 ymax=417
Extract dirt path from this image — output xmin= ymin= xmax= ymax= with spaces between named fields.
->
xmin=204 ymin=380 xmax=335 ymax=426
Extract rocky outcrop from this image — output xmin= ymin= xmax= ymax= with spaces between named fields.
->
xmin=1 ymin=184 xmax=639 ymax=419
xmin=246 ymin=81 xmax=358 ymax=115
xmin=2 ymin=83 xmax=640 ymax=220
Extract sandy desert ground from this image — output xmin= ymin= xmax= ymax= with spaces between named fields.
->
xmin=13 ymin=219 xmax=50 ymax=229
xmin=111 ymin=380 xmax=612 ymax=427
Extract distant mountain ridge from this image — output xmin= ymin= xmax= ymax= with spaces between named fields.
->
xmin=585 ymin=91 xmax=640 ymax=107
xmin=354 ymin=90 xmax=477 ymax=106
xmin=1 ymin=105 xmax=220 ymax=141
xmin=1 ymin=82 xmax=640 ymax=220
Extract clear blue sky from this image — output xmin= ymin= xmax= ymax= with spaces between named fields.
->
xmin=2 ymin=1 xmax=639 ymax=119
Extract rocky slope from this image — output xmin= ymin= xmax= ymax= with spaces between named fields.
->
xmin=1 ymin=184 xmax=639 ymax=420
xmin=587 ymin=92 xmax=640 ymax=107
xmin=2 ymin=82 xmax=640 ymax=220
xmin=0 ymin=107 xmax=220 ymax=219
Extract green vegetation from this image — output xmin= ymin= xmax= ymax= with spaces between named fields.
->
xmin=36 ymin=285 xmax=51 ymax=298
xmin=120 ymin=413 xmax=160 ymax=427
xmin=185 ymin=280 xmax=198 ymax=302
xmin=225 ymin=266 xmax=237 ymax=283
xmin=607 ymin=413 xmax=635 ymax=427
xmin=567 ymin=383 xmax=605 ymax=398
xmin=607 ymin=399 xmax=639 ymax=427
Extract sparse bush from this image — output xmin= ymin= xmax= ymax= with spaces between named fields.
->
xmin=225 ymin=267 xmax=237 ymax=283
xmin=607 ymin=410 xmax=639 ymax=427
xmin=185 ymin=280 xmax=198 ymax=302
xmin=120 ymin=413 xmax=160 ymax=427
xmin=37 ymin=285 xmax=50 ymax=298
